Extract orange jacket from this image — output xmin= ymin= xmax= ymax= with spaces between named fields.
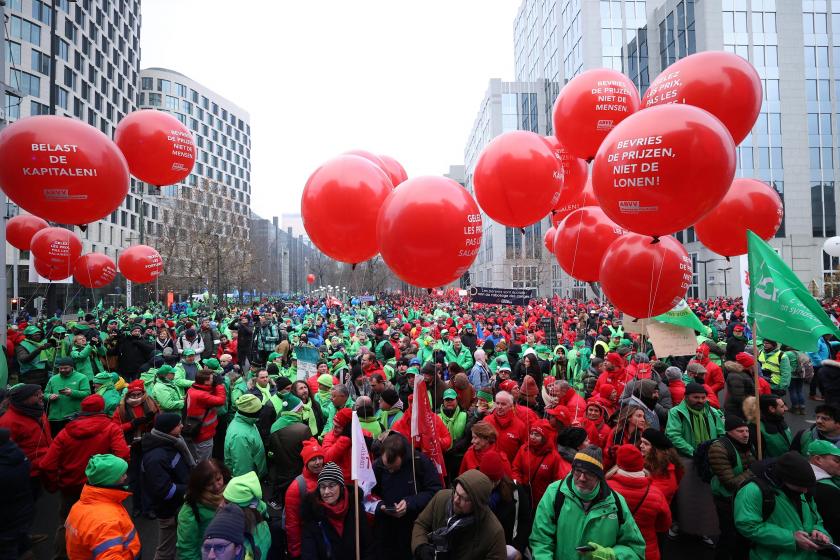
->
xmin=65 ymin=485 xmax=140 ymax=560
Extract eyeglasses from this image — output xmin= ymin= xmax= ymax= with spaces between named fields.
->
xmin=453 ymin=487 xmax=472 ymax=503
xmin=202 ymin=541 xmax=233 ymax=555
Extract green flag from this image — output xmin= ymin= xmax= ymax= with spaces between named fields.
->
xmin=654 ymin=299 xmax=710 ymax=335
xmin=747 ymin=230 xmax=840 ymax=352
xmin=96 ymin=299 xmax=103 ymax=310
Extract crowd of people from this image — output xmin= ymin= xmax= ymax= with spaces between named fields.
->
xmin=1 ymin=293 xmax=840 ymax=560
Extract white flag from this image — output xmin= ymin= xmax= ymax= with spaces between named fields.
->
xmin=350 ymin=410 xmax=376 ymax=493
xmin=411 ymin=370 xmax=422 ymax=438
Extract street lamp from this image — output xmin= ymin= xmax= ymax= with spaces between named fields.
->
xmin=698 ymin=259 xmax=718 ymax=300
xmin=718 ymin=267 xmax=733 ymax=297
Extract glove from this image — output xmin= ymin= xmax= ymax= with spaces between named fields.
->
xmin=413 ymin=543 xmax=436 ymax=560
xmin=588 ymin=542 xmax=616 ymax=560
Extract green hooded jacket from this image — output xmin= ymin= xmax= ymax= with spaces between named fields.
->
xmin=44 ymin=370 xmax=91 ymax=421
xmin=152 ymin=378 xmax=186 ymax=413
xmin=665 ymin=400 xmax=725 ymax=458
xmin=176 ymin=501 xmax=216 ymax=560
xmin=224 ymin=413 xmax=267 ymax=478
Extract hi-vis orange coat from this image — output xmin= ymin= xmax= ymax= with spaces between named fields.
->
xmin=65 ymin=485 xmax=141 ymax=559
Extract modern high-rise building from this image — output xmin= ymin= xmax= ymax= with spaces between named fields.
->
xmin=2 ymin=0 xmax=159 ymax=308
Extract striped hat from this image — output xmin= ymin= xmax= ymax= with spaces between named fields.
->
xmin=318 ymin=462 xmax=345 ymax=488
xmin=572 ymin=445 xmax=604 ymax=478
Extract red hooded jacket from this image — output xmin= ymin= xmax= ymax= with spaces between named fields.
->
xmin=0 ymin=405 xmax=52 ymax=477
xmin=483 ymin=411 xmax=528 ymax=463
xmin=512 ymin=422 xmax=569 ymax=506
xmin=185 ymin=382 xmax=227 ymax=442
xmin=607 ymin=473 xmax=671 ymax=560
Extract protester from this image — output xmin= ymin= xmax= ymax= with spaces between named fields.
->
xmin=176 ymin=459 xmax=230 ymax=560
xmin=0 ymin=428 xmax=36 ymax=560
xmin=44 ymin=357 xmax=91 ymax=435
xmin=808 ymin=440 xmax=840 ymax=542
xmin=460 ymin=421 xmax=512 ymax=475
xmin=200 ymin=503 xmax=246 ymax=560
xmin=638 ymin=428 xmax=681 ymax=503
xmin=284 ymin=440 xmax=325 ymax=560
xmin=512 ymin=419 xmax=567 ymax=507
xmin=185 ymin=368 xmax=227 ymax=462
xmin=0 ymin=384 xmax=52 ymax=494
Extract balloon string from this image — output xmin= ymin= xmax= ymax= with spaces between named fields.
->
xmin=569 ymin=208 xmax=586 ymax=286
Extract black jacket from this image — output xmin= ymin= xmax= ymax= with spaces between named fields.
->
xmin=141 ymin=431 xmax=190 ymax=518
xmin=489 ymin=482 xmax=532 ymax=554
xmin=118 ymin=335 xmax=154 ymax=378
xmin=812 ymin=477 xmax=840 ymax=543
xmin=724 ymin=335 xmax=748 ymax=362
xmin=818 ymin=359 xmax=840 ymax=407
xmin=0 ymin=437 xmax=34 ymax=539
xmin=301 ymin=486 xmax=376 ymax=560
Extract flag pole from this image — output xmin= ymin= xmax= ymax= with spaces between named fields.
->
xmin=354 ymin=479 xmax=360 ymax=560
xmin=751 ymin=319 xmax=763 ymax=461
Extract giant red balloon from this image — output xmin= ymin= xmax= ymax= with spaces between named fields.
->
xmin=544 ymin=226 xmax=557 ymax=253
xmin=642 ymin=51 xmax=761 ymax=145
xmin=33 ymin=258 xmax=73 ymax=281
xmin=377 ymin=176 xmax=481 ymax=288
xmin=30 ymin=227 xmax=82 ymax=270
xmin=6 ymin=214 xmax=49 ymax=250
xmin=473 ymin=131 xmax=561 ymax=228
xmin=552 ymin=69 xmax=641 ymax=161
xmin=695 ymin=179 xmax=783 ymax=257
xmin=343 ymin=150 xmax=393 ymax=187
xmin=114 ymin=110 xmax=196 ymax=186
xmin=378 ymin=154 xmax=408 ymax=187
xmin=73 ymin=253 xmax=117 ymax=288
xmin=302 ymin=155 xmax=392 ymax=264
xmin=306 ymin=273 xmax=316 ymax=285
xmin=592 ymin=104 xmax=736 ymax=237
xmin=0 ymin=116 xmax=129 ymax=225
xmin=554 ymin=207 xmax=624 ymax=282
xmin=544 ymin=136 xmax=589 ymax=205
xmin=118 ymin=245 xmax=163 ymax=284
xmin=551 ymin=179 xmax=598 ymax=227
xmin=599 ymin=234 xmax=691 ymax=319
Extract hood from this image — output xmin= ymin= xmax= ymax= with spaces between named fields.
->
xmin=455 ymin=468 xmax=492 ymax=514
xmin=723 ymin=361 xmax=744 ymax=373
xmin=0 ymin=440 xmax=27 ymax=467
xmin=141 ymin=430 xmax=177 ymax=453
xmin=821 ymin=359 xmax=840 ymax=369
xmin=609 ymin=471 xmax=650 ymax=488
xmin=65 ymin=414 xmax=114 ymax=440
xmin=223 ymin=471 xmax=263 ymax=505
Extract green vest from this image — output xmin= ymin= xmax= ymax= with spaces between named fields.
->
xmin=438 ymin=407 xmax=467 ymax=449
xmin=761 ymin=421 xmax=793 ymax=459
xmin=19 ymin=339 xmax=47 ymax=372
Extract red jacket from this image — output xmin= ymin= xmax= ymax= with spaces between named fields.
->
xmin=217 ymin=339 xmax=238 ymax=363
xmin=185 ymin=383 xmax=227 ymax=442
xmin=483 ymin=412 xmax=528 ymax=463
xmin=584 ymin=419 xmax=611 ymax=450
xmin=0 ymin=405 xmax=52 ymax=477
xmin=607 ymin=473 xmax=671 ymax=560
xmin=595 ymin=371 xmax=630 ymax=396
xmin=284 ymin=467 xmax=319 ymax=558
xmin=667 ymin=380 xmax=685 ymax=405
xmin=514 ymin=404 xmax=540 ymax=427
xmin=112 ymin=395 xmax=160 ymax=443
xmin=650 ymin=463 xmax=679 ymax=504
xmin=557 ymin=388 xmax=588 ymax=420
xmin=690 ymin=356 xmax=725 ymax=394
xmin=512 ymin=440 xmax=569 ymax=506
xmin=391 ymin=409 xmax=452 ymax=453
xmin=321 ymin=430 xmax=352 ymax=482
xmin=459 ymin=444 xmax=512 ymax=476
xmin=40 ymin=413 xmax=130 ymax=489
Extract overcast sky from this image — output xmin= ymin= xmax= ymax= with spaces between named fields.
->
xmin=139 ymin=1 xmax=519 ymax=218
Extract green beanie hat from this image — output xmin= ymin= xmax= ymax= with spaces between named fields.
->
xmin=317 ymin=373 xmax=334 ymax=388
xmin=93 ymin=372 xmax=113 ymax=384
xmin=156 ymin=364 xmax=174 ymax=377
xmin=235 ymin=394 xmax=262 ymax=414
xmin=203 ymin=358 xmax=220 ymax=371
xmin=223 ymin=471 xmax=263 ymax=505
xmin=85 ymin=454 xmax=128 ymax=486
xmin=268 ymin=352 xmax=280 ymax=362
xmin=182 ymin=348 xmax=196 ymax=357
xmin=23 ymin=326 xmax=40 ymax=336
xmin=406 ymin=366 xmax=420 ymax=376
xmin=281 ymin=393 xmax=303 ymax=413
xmin=329 ymin=351 xmax=344 ymax=360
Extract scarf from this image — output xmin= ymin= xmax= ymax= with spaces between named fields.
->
xmin=11 ymin=400 xmax=45 ymax=420
xmin=300 ymin=401 xmax=319 ymax=437
xmin=149 ymin=428 xmax=198 ymax=468
xmin=687 ymin=405 xmax=711 ymax=444
xmin=493 ymin=410 xmax=514 ymax=429
xmin=321 ymin=492 xmax=350 ymax=537
xmin=198 ymin=489 xmax=225 ymax=509
xmin=572 ymin=478 xmax=600 ymax=504
xmin=256 ymin=384 xmax=272 ymax=403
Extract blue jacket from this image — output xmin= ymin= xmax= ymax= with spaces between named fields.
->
xmin=141 ymin=432 xmax=191 ymax=518
xmin=809 ymin=337 xmax=830 ymax=367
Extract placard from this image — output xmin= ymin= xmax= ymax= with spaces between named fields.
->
xmin=645 ymin=322 xmax=698 ymax=357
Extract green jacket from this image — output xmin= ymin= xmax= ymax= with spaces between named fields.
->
xmin=734 ymin=479 xmax=827 ymax=560
xmin=665 ymin=400 xmax=725 ymax=458
xmin=96 ymin=385 xmax=121 ymax=417
xmin=445 ymin=345 xmax=474 ymax=371
xmin=176 ymin=501 xmax=216 ymax=560
xmin=152 ymin=378 xmax=186 ymax=412
xmin=530 ymin=476 xmax=646 ymax=559
xmin=44 ymin=371 xmax=91 ymax=421
xmin=378 ymin=408 xmax=403 ymax=432
xmin=761 ymin=420 xmax=793 ymax=459
xmin=438 ymin=407 xmax=467 ymax=448
xmin=70 ymin=343 xmax=105 ymax=381
xmin=358 ymin=416 xmax=382 ymax=439
xmin=224 ymin=413 xmax=267 ymax=478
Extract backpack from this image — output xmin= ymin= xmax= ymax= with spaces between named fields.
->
xmin=280 ymin=475 xmax=308 ymax=530
xmin=553 ymin=480 xmax=625 ymax=526
xmin=735 ymin=476 xmax=776 ymax=521
xmin=693 ymin=438 xmax=736 ymax=483
xmin=798 ymin=352 xmax=815 ymax=382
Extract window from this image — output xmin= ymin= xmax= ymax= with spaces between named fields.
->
xmin=31 ymin=49 xmax=50 ymax=75
xmin=10 ymin=16 xmax=41 ymax=46
xmin=141 ymin=76 xmax=153 ymax=90
xmin=31 ymin=0 xmax=51 ymax=25
xmin=175 ymin=83 xmax=187 ymax=97
xmin=57 ymin=39 xmax=69 ymax=61
xmin=11 ymin=69 xmax=40 ymax=97
xmin=158 ymin=79 xmax=171 ymax=93
xmin=5 ymin=40 xmax=21 ymax=65
xmin=56 ymin=88 xmax=68 ymax=110
xmin=165 ymin=95 xmax=177 ymax=110
xmin=5 ymin=95 xmax=21 ymax=121
xmin=30 ymin=100 xmax=49 ymax=115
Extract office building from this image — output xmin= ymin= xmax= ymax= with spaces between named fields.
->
xmin=3 ymin=0 xmax=160 ymax=308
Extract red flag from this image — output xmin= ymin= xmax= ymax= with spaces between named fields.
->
xmin=411 ymin=378 xmax=447 ymax=477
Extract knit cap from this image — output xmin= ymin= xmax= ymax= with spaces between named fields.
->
xmin=276 ymin=377 xmax=292 ymax=393
xmin=155 ymin=412 xmax=181 ymax=433
xmin=572 ymin=445 xmax=604 ymax=478
xmin=318 ymin=462 xmax=345 ymax=487
xmin=203 ymin=503 xmax=245 ymax=545
xmin=301 ymin=440 xmax=325 ymax=464
xmin=616 ymin=444 xmax=644 ymax=473
xmin=476 ymin=390 xmax=494 ymax=403
xmin=642 ymin=428 xmax=673 ymax=450
xmin=773 ymin=451 xmax=816 ymax=487
xmin=93 ymin=372 xmax=112 ymax=384
xmin=85 ymin=454 xmax=128 ymax=486
xmin=236 ymin=394 xmax=262 ymax=415
xmin=725 ymin=416 xmax=747 ymax=432
xmin=317 ymin=373 xmax=334 ymax=388
xmin=223 ymin=471 xmax=263 ymax=505
xmin=380 ymin=388 xmax=399 ymax=407
xmin=664 ymin=367 xmax=683 ymax=382
xmin=479 ymin=450 xmax=507 ymax=483
xmin=127 ymin=379 xmax=145 ymax=393
xmin=281 ymin=393 xmax=303 ymax=413
xmin=55 ymin=357 xmax=74 ymax=367
xmin=735 ymin=352 xmax=756 ymax=369
xmin=558 ymin=426 xmax=588 ymax=450
xmin=499 ymin=380 xmax=517 ymax=393
xmin=684 ymin=382 xmax=707 ymax=396
xmin=333 ymin=407 xmax=353 ymax=429
xmin=521 ymin=375 xmax=539 ymax=398
xmin=81 ymin=394 xmax=105 ymax=413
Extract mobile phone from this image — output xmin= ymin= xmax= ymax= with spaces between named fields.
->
xmin=381 ymin=504 xmax=397 ymax=513
xmin=576 ymin=545 xmax=595 ymax=552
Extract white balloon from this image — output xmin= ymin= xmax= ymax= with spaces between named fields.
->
xmin=824 ymin=236 xmax=840 ymax=257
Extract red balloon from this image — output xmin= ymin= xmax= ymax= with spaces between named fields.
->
xmin=306 ymin=273 xmax=316 ymax=285
xmin=551 ymin=178 xmax=598 ymax=227
xmin=592 ymin=104 xmax=736 ymax=237
xmin=554 ymin=207 xmax=625 ymax=282
xmin=642 ymin=51 xmax=761 ymax=145
xmin=544 ymin=136 xmax=589 ymax=205
xmin=544 ymin=226 xmax=557 ymax=253
xmin=599 ymin=234 xmax=691 ymax=318
xmin=73 ymin=253 xmax=117 ymax=288
xmin=0 ymin=116 xmax=129 ymax=225
xmin=377 ymin=176 xmax=481 ymax=288
xmin=118 ymin=245 xmax=163 ymax=284
xmin=114 ymin=109 xmax=196 ymax=186
xmin=552 ymin=69 xmax=641 ymax=161
xmin=6 ymin=214 xmax=49 ymax=250
xmin=30 ymin=227 xmax=82 ymax=270
xmin=342 ymin=150 xmax=393 ymax=187
xmin=378 ymin=154 xmax=408 ymax=187
xmin=302 ymin=155 xmax=392 ymax=264
xmin=695 ymin=179 xmax=783 ymax=257
xmin=33 ymin=258 xmax=73 ymax=281
xmin=473 ymin=131 xmax=561 ymax=228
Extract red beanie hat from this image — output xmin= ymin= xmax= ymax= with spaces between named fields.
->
xmin=606 ymin=353 xmax=624 ymax=368
xmin=529 ymin=419 xmax=554 ymax=440
xmin=545 ymin=404 xmax=572 ymax=426
xmin=735 ymin=352 xmax=755 ymax=369
xmin=300 ymin=439 xmax=325 ymax=464
xmin=127 ymin=379 xmax=145 ymax=393
xmin=333 ymin=408 xmax=353 ymax=429
xmin=478 ymin=450 xmax=507 ymax=483
xmin=599 ymin=383 xmax=616 ymax=400
xmin=81 ymin=394 xmax=105 ymax=413
xmin=499 ymin=380 xmax=518 ymax=393
xmin=543 ymin=375 xmax=557 ymax=388
xmin=616 ymin=444 xmax=644 ymax=473
xmin=521 ymin=375 xmax=539 ymax=398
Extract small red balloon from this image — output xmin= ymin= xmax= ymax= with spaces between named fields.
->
xmin=474 ymin=131 xmax=561 ymax=228
xmin=0 ymin=116 xmax=129 ymax=225
xmin=33 ymin=258 xmax=73 ymax=281
xmin=6 ymin=214 xmax=49 ymax=250
xmin=115 ymin=109 xmax=196 ymax=186
xmin=73 ymin=253 xmax=117 ymax=288
xmin=551 ymin=178 xmax=598 ymax=227
xmin=302 ymin=155 xmax=392 ymax=264
xmin=377 ymin=176 xmax=482 ymax=288
xmin=30 ymin=227 xmax=82 ymax=269
xmin=554 ymin=207 xmax=624 ymax=282
xmin=695 ymin=179 xmax=783 ymax=257
xmin=118 ymin=245 xmax=163 ymax=284
xmin=642 ymin=51 xmax=761 ymax=145
xmin=592 ymin=104 xmax=736 ymax=238
xmin=378 ymin=154 xmax=408 ymax=187
xmin=306 ymin=273 xmax=316 ymax=285
xmin=599 ymin=234 xmax=691 ymax=319
xmin=552 ymin=69 xmax=641 ymax=161
xmin=544 ymin=226 xmax=557 ymax=253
